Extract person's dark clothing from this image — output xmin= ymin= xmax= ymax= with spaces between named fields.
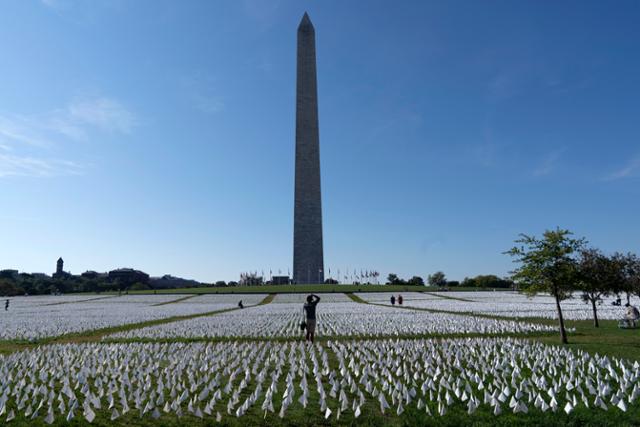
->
xmin=390 ymin=296 xmax=396 ymax=305
xmin=238 ymin=301 xmax=244 ymax=309
xmin=304 ymin=295 xmax=320 ymax=320
xmin=4 ymin=300 xmax=8 ymax=311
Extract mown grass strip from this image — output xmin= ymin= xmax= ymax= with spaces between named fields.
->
xmin=40 ymin=295 xmax=118 ymax=306
xmin=534 ymin=319 xmax=640 ymax=362
xmin=151 ymin=294 xmax=197 ymax=306
xmin=345 ymin=292 xmax=366 ymax=304
xmin=259 ymin=293 xmax=276 ymax=304
xmin=422 ymin=291 xmax=475 ymax=302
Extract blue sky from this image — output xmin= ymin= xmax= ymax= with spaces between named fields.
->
xmin=1 ymin=0 xmax=639 ymax=282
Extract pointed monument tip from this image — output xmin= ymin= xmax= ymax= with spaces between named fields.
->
xmin=298 ymin=12 xmax=313 ymax=30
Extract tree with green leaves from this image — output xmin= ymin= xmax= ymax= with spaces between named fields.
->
xmin=613 ymin=252 xmax=640 ymax=305
xmin=0 ymin=278 xmax=24 ymax=296
xmin=407 ymin=276 xmax=425 ymax=286
xmin=386 ymin=273 xmax=403 ymax=285
xmin=427 ymin=271 xmax=447 ymax=287
xmin=505 ymin=228 xmax=586 ymax=344
xmin=577 ymin=249 xmax=618 ymax=327
xmin=462 ymin=275 xmax=514 ymax=289
xmin=629 ymin=254 xmax=640 ymax=300
xmin=461 ymin=277 xmax=476 ymax=287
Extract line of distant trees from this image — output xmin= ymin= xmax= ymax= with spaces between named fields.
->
xmin=0 ymin=273 xmax=146 ymax=296
xmin=0 ymin=270 xmax=518 ymax=296
xmin=384 ymin=272 xmax=514 ymax=289
xmin=0 ymin=271 xmax=202 ymax=296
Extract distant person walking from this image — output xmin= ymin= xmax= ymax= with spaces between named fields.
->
xmin=390 ymin=295 xmax=396 ymax=305
xmin=303 ymin=294 xmax=321 ymax=343
xmin=398 ymin=295 xmax=403 ymax=305
xmin=238 ymin=300 xmax=244 ymax=309
xmin=4 ymin=299 xmax=8 ymax=311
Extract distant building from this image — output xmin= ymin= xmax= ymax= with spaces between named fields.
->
xmin=272 ymin=276 xmax=291 ymax=285
xmin=53 ymin=257 xmax=70 ymax=279
xmin=108 ymin=268 xmax=150 ymax=286
xmin=81 ymin=271 xmax=107 ymax=279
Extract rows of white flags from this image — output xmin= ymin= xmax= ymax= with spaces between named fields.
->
xmin=0 ymin=338 xmax=638 ymax=423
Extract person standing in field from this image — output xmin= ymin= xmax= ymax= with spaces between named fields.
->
xmin=398 ymin=294 xmax=403 ymax=305
xmin=303 ymin=294 xmax=321 ymax=343
xmin=4 ymin=299 xmax=8 ymax=311
xmin=390 ymin=295 xmax=396 ymax=305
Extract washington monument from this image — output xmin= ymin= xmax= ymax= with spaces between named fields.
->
xmin=293 ymin=13 xmax=324 ymax=284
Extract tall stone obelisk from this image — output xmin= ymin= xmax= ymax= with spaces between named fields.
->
xmin=293 ymin=12 xmax=324 ymax=284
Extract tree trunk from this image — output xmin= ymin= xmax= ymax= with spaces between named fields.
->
xmin=554 ymin=293 xmax=568 ymax=344
xmin=591 ymin=298 xmax=599 ymax=328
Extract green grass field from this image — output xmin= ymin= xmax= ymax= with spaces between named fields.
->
xmin=2 ymin=289 xmax=639 ymax=426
